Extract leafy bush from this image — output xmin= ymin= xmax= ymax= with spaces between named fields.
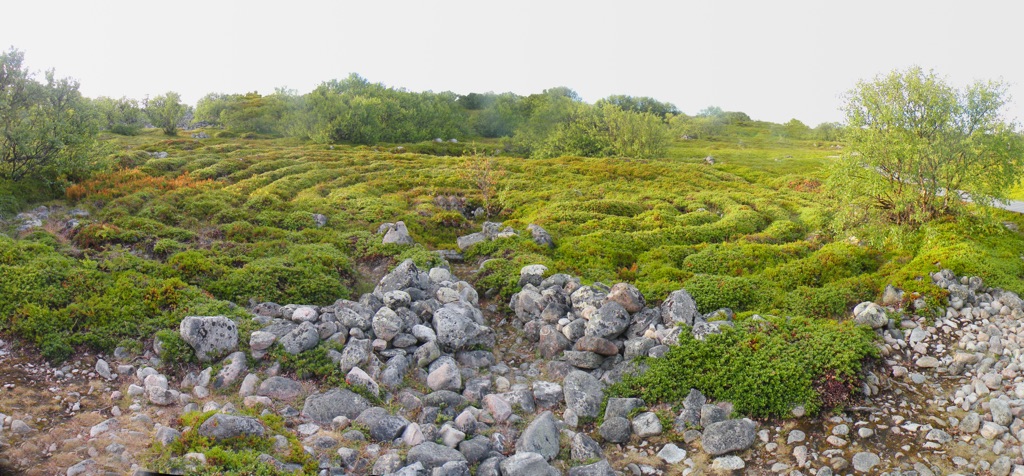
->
xmin=609 ymin=316 xmax=878 ymax=417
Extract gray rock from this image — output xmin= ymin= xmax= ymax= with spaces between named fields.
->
xmin=433 ymin=302 xmax=494 ymax=352
xmin=570 ymin=432 xmax=603 ymax=461
xmin=701 ymin=419 xmax=756 ymax=456
xmin=661 ymin=289 xmax=699 ymax=326
xmin=457 ymin=232 xmax=487 ymax=250
xmin=532 ymin=381 xmax=563 ymax=410
xmin=348 ymin=366 xmax=382 ymax=397
xmin=477 ymin=457 xmax=505 ymax=476
xmin=528 ymin=224 xmax=555 ymax=248
xmin=179 ymin=316 xmax=239 ymax=362
xmin=657 ymin=443 xmax=687 ymax=464
xmin=458 ymin=435 xmax=492 ymax=465
xmin=279 ymin=321 xmax=320 ymax=355
xmin=427 ymin=361 xmax=462 ymax=392
xmin=632 ymin=411 xmax=663 ymax=437
xmin=564 ymin=350 xmax=604 ymax=369
xmin=991 ymin=456 xmax=1013 ymax=476
xmin=257 ymin=376 xmax=303 ymax=401
xmin=154 ymin=426 xmax=181 ymax=445
xmin=563 ymin=370 xmax=604 ymax=418
xmin=516 ymin=411 xmax=560 ymax=460
xmin=66 ymin=459 xmax=96 ymax=476
xmin=434 ymin=460 xmax=471 ymax=476
xmin=339 ymin=338 xmax=372 ymax=373
xmin=197 ymin=414 xmax=265 ymax=441
xmin=852 ymin=302 xmax=887 ymax=329
xmin=499 ymin=452 xmax=560 ymax=476
xmin=539 ymin=325 xmax=571 ymax=359
xmin=605 ymin=397 xmax=645 ymax=420
xmin=336 ymin=300 xmax=373 ymax=330
xmin=213 ymin=352 xmax=247 ymax=389
xmin=382 ymin=221 xmax=415 ymax=245
xmin=249 ymin=331 xmax=277 ymax=351
xmin=599 ymin=416 xmax=631 ymax=443
xmin=585 ymin=301 xmax=630 ymax=339
xmin=372 ymin=307 xmax=403 ymax=342
xmin=370 ymin=415 xmax=409 ymax=442
xmin=239 ymin=373 xmax=259 ymax=397
xmin=960 ymin=412 xmax=981 ymax=433
xmin=711 ymin=455 xmax=745 ymax=471
xmin=568 ymin=459 xmax=617 ymax=476
xmin=95 ymin=359 xmax=112 ymax=380
xmin=301 ymin=388 xmax=371 ymax=423
xmin=851 ymin=452 xmax=880 ymax=472
xmin=990 ymin=399 xmax=1012 ymax=426
xmin=375 ymin=259 xmax=422 ymax=296
xmin=700 ymin=404 xmax=729 ymax=427
xmin=406 ymin=441 xmax=467 ymax=470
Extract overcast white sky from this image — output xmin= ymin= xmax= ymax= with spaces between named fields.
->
xmin=3 ymin=0 xmax=1022 ymax=126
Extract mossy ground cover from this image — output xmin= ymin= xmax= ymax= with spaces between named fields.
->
xmin=3 ymin=126 xmax=1024 ymax=376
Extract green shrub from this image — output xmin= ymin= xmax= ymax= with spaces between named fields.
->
xmin=609 ymin=316 xmax=878 ymax=417
xmin=155 ymin=329 xmax=196 ymax=366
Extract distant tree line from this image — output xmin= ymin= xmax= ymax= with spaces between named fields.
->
xmin=0 ymin=47 xmax=847 ymax=186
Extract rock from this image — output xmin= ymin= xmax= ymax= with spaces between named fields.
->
xmin=701 ymin=419 xmax=756 ymax=456
xmin=991 ymin=456 xmax=1013 ymax=476
xmin=459 ymin=435 xmax=492 ymax=465
xmin=179 ymin=316 xmax=239 ymax=361
xmin=991 ymin=399 xmax=1013 ymax=426
xmin=95 ymin=359 xmax=112 ymax=380
xmin=457 ymin=232 xmax=487 ymax=250
xmin=154 ymin=426 xmax=181 ymax=445
xmin=291 ymin=306 xmax=318 ymax=323
xmin=198 ymin=414 xmax=265 ymax=441
xmin=370 ymin=415 xmax=409 ymax=442
xmin=280 ymin=321 xmax=320 ymax=354
xmin=915 ymin=356 xmax=940 ymax=368
xmin=571 ymin=432 xmax=604 ymax=461
xmin=432 ymin=302 xmax=494 ymax=352
xmin=851 ymin=452 xmax=880 ymax=472
xmin=520 ymin=264 xmax=549 ymax=287
xmin=574 ymin=335 xmax=619 ymax=356
xmin=658 ymin=443 xmax=687 ymax=464
xmin=499 ymin=452 xmax=560 ymax=476
xmin=600 ymin=416 xmax=631 ymax=443
xmin=89 ymin=418 xmax=117 ymax=438
xmin=960 ymin=412 xmax=980 ymax=433
xmin=563 ymin=371 xmax=603 ymax=418
xmin=406 ymin=441 xmax=467 ymax=470
xmin=607 ymin=283 xmax=646 ymax=313
xmin=925 ymin=428 xmax=951 ymax=444
xmin=632 ymin=412 xmax=663 ymax=437
xmin=568 ymin=459 xmax=617 ymax=476
xmin=249 ymin=331 xmax=277 ymax=351
xmin=528 ymin=224 xmax=554 ymax=248
xmin=372 ymin=307 xmax=403 ymax=342
xmin=980 ymin=421 xmax=1008 ymax=439
xmin=347 ymin=367 xmax=381 ymax=397
xmin=301 ymin=389 xmax=371 ymax=423
xmin=66 ymin=459 xmax=96 ymax=476
xmin=661 ymin=289 xmax=699 ymax=326
xmin=539 ymin=325 xmax=571 ymax=359
xmin=516 ymin=411 xmax=560 ymax=460
xmin=852 ymin=302 xmax=887 ymax=329
xmin=564 ymin=350 xmax=604 ymax=369
xmin=483 ymin=394 xmax=513 ymax=422
xmin=427 ymin=361 xmax=462 ymax=392
xmin=711 ymin=456 xmax=746 ymax=471
xmin=585 ymin=301 xmax=630 ymax=339
xmin=403 ymin=422 xmax=425 ymax=446
xmin=257 ymin=376 xmax=302 ymax=401
xmin=605 ymin=397 xmax=645 ymax=420
xmin=213 ymin=352 xmax=247 ymax=389
xmin=339 ymin=338 xmax=372 ymax=373
xmin=788 ymin=429 xmax=806 ymax=444
xmin=382 ymin=221 xmax=415 ymax=245
xmin=700 ymin=404 xmax=729 ymax=427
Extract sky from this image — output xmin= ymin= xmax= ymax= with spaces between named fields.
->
xmin=3 ymin=0 xmax=1023 ymax=126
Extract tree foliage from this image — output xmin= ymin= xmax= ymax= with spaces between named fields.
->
xmin=0 ymin=48 xmax=98 ymax=182
xmin=146 ymin=91 xmax=187 ymax=135
xmin=827 ymin=67 xmax=1024 ymax=226
xmin=92 ymin=96 xmax=146 ymax=135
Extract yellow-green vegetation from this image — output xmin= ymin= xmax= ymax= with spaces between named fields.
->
xmin=147 ymin=410 xmax=317 ymax=475
xmin=4 ymin=119 xmax=1024 ymax=367
xmin=609 ymin=316 xmax=879 ymax=418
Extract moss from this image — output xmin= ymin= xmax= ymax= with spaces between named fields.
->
xmin=609 ymin=316 xmax=878 ymax=418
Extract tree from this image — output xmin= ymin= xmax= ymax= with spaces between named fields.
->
xmin=0 ymin=48 xmax=98 ymax=182
xmin=146 ymin=91 xmax=187 ymax=135
xmin=827 ymin=67 xmax=1024 ymax=226
xmin=597 ymin=95 xmax=679 ymax=118
xmin=92 ymin=96 xmax=146 ymax=135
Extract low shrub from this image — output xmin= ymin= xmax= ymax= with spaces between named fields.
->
xmin=609 ymin=316 xmax=878 ymax=418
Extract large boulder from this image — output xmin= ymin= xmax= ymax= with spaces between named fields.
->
xmin=456 ymin=232 xmax=487 ymax=251
xmin=257 ymin=376 xmax=303 ymax=401
xmin=375 ymin=260 xmax=422 ymax=297
xmin=702 ymin=419 xmax=757 ymax=456
xmin=178 ymin=316 xmax=238 ymax=362
xmin=406 ymin=441 xmax=467 ymax=470
xmin=528 ymin=224 xmax=555 ymax=248
xmin=853 ymin=302 xmax=887 ymax=329
xmin=381 ymin=221 xmax=415 ymax=245
xmin=563 ymin=370 xmax=603 ymax=418
xmin=661 ymin=290 xmax=699 ymax=326
xmin=279 ymin=321 xmax=319 ymax=354
xmin=301 ymin=388 xmax=371 ymax=423
xmin=585 ymin=301 xmax=630 ymax=340
xmin=197 ymin=414 xmax=265 ymax=441
xmin=607 ymin=283 xmax=645 ymax=314
xmin=432 ymin=302 xmax=494 ymax=352
xmin=500 ymin=452 xmax=560 ymax=476
xmin=515 ymin=411 xmax=560 ymax=460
